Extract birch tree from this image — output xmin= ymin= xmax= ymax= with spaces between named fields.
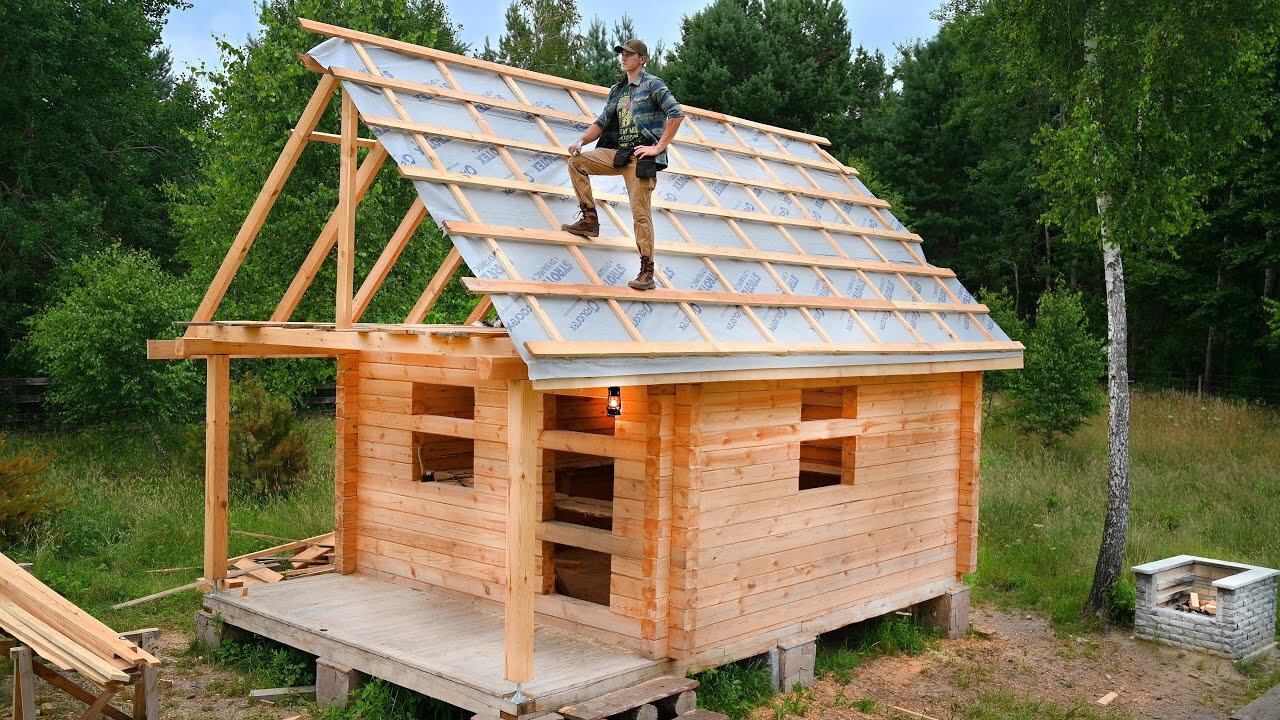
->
xmin=964 ymin=0 xmax=1278 ymax=618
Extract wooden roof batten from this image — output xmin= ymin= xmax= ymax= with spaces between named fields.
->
xmin=165 ymin=19 xmax=1021 ymax=383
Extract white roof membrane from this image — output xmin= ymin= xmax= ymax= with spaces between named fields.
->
xmin=306 ymin=32 xmax=1021 ymax=382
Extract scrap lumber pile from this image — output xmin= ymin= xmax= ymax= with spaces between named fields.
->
xmin=0 ymin=550 xmax=159 ymax=687
xmin=112 ymin=531 xmax=335 ymax=610
xmin=225 ymin=531 xmax=336 ymax=589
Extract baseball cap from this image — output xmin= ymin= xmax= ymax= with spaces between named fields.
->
xmin=614 ymin=39 xmax=649 ymax=57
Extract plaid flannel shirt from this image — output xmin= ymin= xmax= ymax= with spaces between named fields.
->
xmin=592 ymin=71 xmax=684 ymax=171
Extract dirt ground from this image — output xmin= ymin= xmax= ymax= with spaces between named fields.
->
xmin=771 ymin=605 xmax=1264 ymax=720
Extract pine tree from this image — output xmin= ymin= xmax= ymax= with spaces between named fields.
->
xmin=1006 ymin=289 xmax=1105 ymax=444
xmin=494 ymin=0 xmax=586 ymax=80
xmin=0 ymin=435 xmax=64 ymax=548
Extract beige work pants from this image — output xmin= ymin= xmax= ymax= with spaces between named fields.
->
xmin=568 ymin=147 xmax=657 ymax=258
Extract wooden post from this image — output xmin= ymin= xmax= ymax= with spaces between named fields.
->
xmin=10 ymin=646 xmax=35 ymax=720
xmin=334 ymin=354 xmax=360 ymax=573
xmin=205 ymin=355 xmax=231 ymax=587
xmin=957 ymin=372 xmax=982 ymax=577
xmin=641 ymin=386 xmax=675 ymax=657
xmin=841 ymin=386 xmax=858 ymax=486
xmin=124 ymin=630 xmax=159 ymax=720
xmin=504 ymin=379 xmax=538 ymax=684
xmin=336 ymin=87 xmax=358 ymax=330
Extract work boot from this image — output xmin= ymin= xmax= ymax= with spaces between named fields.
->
xmin=560 ymin=203 xmax=600 ymax=238
xmin=628 ymin=256 xmax=656 ymax=291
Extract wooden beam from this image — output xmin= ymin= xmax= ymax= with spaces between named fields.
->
xmin=336 ymin=88 xmax=358 ymax=329
xmin=356 ymin=198 xmax=429 ymax=322
xmin=29 ymin=664 xmax=131 ymax=720
xmin=535 ymin=521 xmax=644 ymax=558
xmin=191 ymin=74 xmax=339 ymax=323
xmin=297 ymin=129 xmax=378 ymax=148
xmin=361 ymin=408 xmax=500 ymax=442
xmin=505 ymin=379 xmax=538 ymax=684
xmin=180 ymin=324 xmax=519 ymax=357
xmin=297 ymin=18 xmax=830 ymax=145
xmin=464 ymin=296 xmax=493 ymax=325
xmin=272 ymin=143 xmax=389 ymax=322
xmin=170 ymin=338 xmax=342 ymax=359
xmin=441 ymin=221 xmax=951 ymax=278
xmin=75 ymin=686 xmax=119 ymax=720
xmin=538 ymin=429 xmax=646 ymax=460
xmin=523 ymin=340 xmax=1023 ymax=359
xmin=404 ymin=243 xmax=462 ymax=324
xmin=462 ymin=278 xmax=987 ymax=315
xmin=205 ymin=355 xmax=230 ymax=587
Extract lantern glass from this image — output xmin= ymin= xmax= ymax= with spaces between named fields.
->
xmin=606 ymin=386 xmax=622 ymax=416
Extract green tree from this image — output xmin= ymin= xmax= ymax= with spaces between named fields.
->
xmin=492 ymin=0 xmax=586 ymax=80
xmin=23 ymin=246 xmax=203 ymax=426
xmin=666 ymin=0 xmax=862 ymax=132
xmin=0 ymin=0 xmax=210 ymax=372
xmin=577 ymin=15 xmax=668 ymax=87
xmin=0 ymin=435 xmax=65 ymax=549
xmin=1005 ymin=289 xmax=1105 ymax=443
xmin=664 ymin=0 xmax=784 ymax=124
xmin=579 ymin=16 xmax=617 ymax=86
xmin=227 ymin=375 xmax=310 ymax=498
xmin=977 ymin=288 xmax=1028 ymax=394
xmin=171 ymin=0 xmax=474 ymax=395
xmin=818 ymin=46 xmax=890 ymax=159
xmin=971 ymin=0 xmax=1279 ymax=618
xmin=863 ymin=31 xmax=981 ymax=269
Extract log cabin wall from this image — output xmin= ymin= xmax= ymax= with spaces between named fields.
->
xmin=335 ymin=354 xmax=982 ymax=666
xmin=676 ymin=372 xmax=981 ymax=663
xmin=348 ymin=351 xmax=512 ymax=600
xmin=336 ymin=352 xmax=675 ymax=657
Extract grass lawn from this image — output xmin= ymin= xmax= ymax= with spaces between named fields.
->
xmin=975 ymin=389 xmax=1280 ymax=629
xmin=1 ymin=418 xmax=337 ymax=633
xmin=1 ymin=388 xmax=1278 ymax=718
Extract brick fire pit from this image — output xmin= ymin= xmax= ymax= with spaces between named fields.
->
xmin=1133 ymin=555 xmax=1278 ymax=661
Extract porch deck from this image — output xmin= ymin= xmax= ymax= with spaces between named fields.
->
xmin=204 ymin=573 xmax=670 ymax=716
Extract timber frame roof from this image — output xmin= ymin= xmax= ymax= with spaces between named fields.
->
xmin=173 ymin=19 xmax=1022 ymax=385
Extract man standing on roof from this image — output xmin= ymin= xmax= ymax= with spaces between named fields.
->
xmin=560 ymin=39 xmax=684 ymax=291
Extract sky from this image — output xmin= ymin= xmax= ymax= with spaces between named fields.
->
xmin=160 ymin=0 xmax=942 ymax=78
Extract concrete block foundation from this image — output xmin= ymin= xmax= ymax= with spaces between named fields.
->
xmin=317 ymin=657 xmax=367 ymax=708
xmin=768 ymin=635 xmax=816 ymax=692
xmin=913 ymin=586 xmax=970 ymax=640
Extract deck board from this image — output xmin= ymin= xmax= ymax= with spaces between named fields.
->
xmin=205 ymin=573 xmax=668 ymax=715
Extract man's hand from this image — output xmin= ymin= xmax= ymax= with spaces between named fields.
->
xmin=568 ymin=140 xmax=582 ymax=156
xmin=633 ymin=145 xmax=662 ymax=158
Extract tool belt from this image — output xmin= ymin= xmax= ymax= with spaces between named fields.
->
xmin=613 ymin=146 xmax=658 ymax=179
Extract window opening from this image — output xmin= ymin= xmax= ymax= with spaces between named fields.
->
xmin=410 ymin=383 xmax=475 ymax=488
xmin=799 ymin=387 xmax=856 ymax=490
xmin=543 ymin=391 xmax=620 ymax=608
xmin=552 ymin=543 xmax=611 ymax=606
